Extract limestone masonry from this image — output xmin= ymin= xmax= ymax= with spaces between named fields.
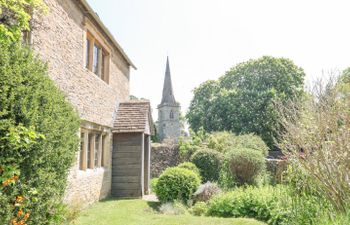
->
xmin=31 ymin=0 xmax=151 ymax=207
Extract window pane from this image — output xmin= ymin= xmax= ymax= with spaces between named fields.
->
xmin=87 ymin=134 xmax=93 ymax=168
xmin=101 ymin=135 xmax=106 ymax=167
xmin=79 ymin=133 xmax=85 ymax=170
xmin=95 ymin=134 xmax=100 ymax=167
xmin=86 ymin=39 xmax=90 ymax=69
xmin=93 ymin=44 xmax=100 ymax=75
xmin=101 ymin=52 xmax=105 ymax=80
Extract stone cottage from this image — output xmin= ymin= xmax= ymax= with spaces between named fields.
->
xmin=27 ymin=0 xmax=153 ymax=207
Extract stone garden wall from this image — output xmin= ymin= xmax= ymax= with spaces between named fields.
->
xmin=151 ymin=141 xmax=180 ymax=178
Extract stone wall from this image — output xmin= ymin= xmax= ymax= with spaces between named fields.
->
xmin=32 ymin=0 xmax=130 ymax=128
xmin=151 ymin=141 xmax=180 ymax=178
xmin=30 ymin=0 xmax=131 ymax=207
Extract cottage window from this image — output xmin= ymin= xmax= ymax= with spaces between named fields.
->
xmin=87 ymin=134 xmax=93 ymax=169
xmin=94 ymin=134 xmax=100 ymax=167
xmin=93 ymin=44 xmax=100 ymax=75
xmin=22 ymin=30 xmax=32 ymax=45
xmin=85 ymin=39 xmax=90 ymax=68
xmin=79 ymin=129 xmax=108 ymax=170
xmin=85 ymin=31 xmax=110 ymax=83
xmin=79 ymin=133 xmax=85 ymax=170
xmin=101 ymin=135 xmax=107 ymax=167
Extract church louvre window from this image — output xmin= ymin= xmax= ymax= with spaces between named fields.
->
xmin=85 ymin=31 xmax=110 ymax=83
xmin=170 ymin=110 xmax=174 ymax=119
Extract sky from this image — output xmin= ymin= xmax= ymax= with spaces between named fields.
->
xmin=87 ymin=0 xmax=350 ymax=119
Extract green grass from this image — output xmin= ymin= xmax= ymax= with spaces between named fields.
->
xmin=74 ymin=199 xmax=266 ymax=225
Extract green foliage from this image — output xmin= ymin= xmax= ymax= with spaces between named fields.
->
xmin=0 ymin=44 xmax=80 ymax=224
xmin=186 ymin=80 xmax=221 ymax=132
xmin=178 ymin=127 xmax=208 ymax=160
xmin=155 ymin=167 xmax=201 ymax=203
xmin=226 ymin=148 xmax=266 ymax=186
xmin=0 ymin=0 xmax=47 ymax=45
xmin=189 ymin=202 xmax=208 ymax=216
xmin=279 ymin=77 xmax=350 ymax=212
xmin=150 ymin=178 xmax=159 ymax=193
xmin=339 ymin=67 xmax=350 ymax=84
xmin=177 ymin=162 xmax=201 ymax=177
xmin=191 ymin=148 xmax=224 ymax=182
xmin=187 ymin=56 xmax=305 ymax=148
xmin=207 ymin=132 xmax=269 ymax=156
xmin=207 ymin=186 xmax=291 ymax=225
xmin=281 ymin=164 xmax=337 ymax=225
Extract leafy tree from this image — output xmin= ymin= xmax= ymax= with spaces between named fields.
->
xmin=340 ymin=67 xmax=350 ymax=84
xmin=0 ymin=0 xmax=46 ymax=45
xmin=187 ymin=56 xmax=305 ymax=148
xmin=187 ymin=80 xmax=221 ymax=132
xmin=0 ymin=44 xmax=80 ymax=224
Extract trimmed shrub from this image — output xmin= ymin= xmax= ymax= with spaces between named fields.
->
xmin=227 ymin=148 xmax=266 ymax=185
xmin=191 ymin=148 xmax=224 ymax=182
xmin=207 ymin=186 xmax=290 ymax=225
xmin=177 ymin=162 xmax=201 ymax=177
xmin=193 ymin=182 xmax=221 ymax=203
xmin=190 ymin=202 xmax=208 ymax=216
xmin=208 ymin=132 xmax=269 ymax=156
xmin=0 ymin=44 xmax=80 ymax=224
xmin=150 ymin=178 xmax=159 ymax=193
xmin=155 ymin=167 xmax=201 ymax=203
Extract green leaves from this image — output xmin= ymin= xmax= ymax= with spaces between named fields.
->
xmin=0 ymin=44 xmax=79 ymax=224
xmin=187 ymin=56 xmax=305 ymax=149
xmin=155 ymin=167 xmax=201 ymax=203
xmin=0 ymin=0 xmax=47 ymax=45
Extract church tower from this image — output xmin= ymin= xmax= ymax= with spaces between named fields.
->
xmin=157 ymin=57 xmax=182 ymax=141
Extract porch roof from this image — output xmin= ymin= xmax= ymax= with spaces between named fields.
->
xmin=113 ymin=101 xmax=154 ymax=135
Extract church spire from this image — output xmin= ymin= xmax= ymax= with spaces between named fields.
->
xmin=160 ymin=56 xmax=176 ymax=105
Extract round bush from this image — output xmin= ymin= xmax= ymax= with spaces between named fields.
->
xmin=227 ymin=148 xmax=266 ymax=185
xmin=177 ymin=162 xmax=201 ymax=177
xmin=191 ymin=148 xmax=224 ymax=182
xmin=155 ymin=167 xmax=201 ymax=203
xmin=0 ymin=44 xmax=80 ymax=224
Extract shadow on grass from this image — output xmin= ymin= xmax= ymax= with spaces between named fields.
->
xmin=147 ymin=201 xmax=161 ymax=211
xmin=98 ymin=197 xmax=142 ymax=203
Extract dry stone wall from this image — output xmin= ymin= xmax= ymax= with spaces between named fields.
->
xmin=151 ymin=141 xmax=180 ymax=177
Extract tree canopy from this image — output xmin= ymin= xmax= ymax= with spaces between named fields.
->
xmin=0 ymin=0 xmax=46 ymax=45
xmin=186 ymin=56 xmax=305 ymax=148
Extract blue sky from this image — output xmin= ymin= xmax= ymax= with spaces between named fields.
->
xmin=87 ymin=0 xmax=350 ymax=118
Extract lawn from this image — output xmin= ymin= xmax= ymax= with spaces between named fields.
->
xmin=74 ymin=199 xmax=266 ymax=225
